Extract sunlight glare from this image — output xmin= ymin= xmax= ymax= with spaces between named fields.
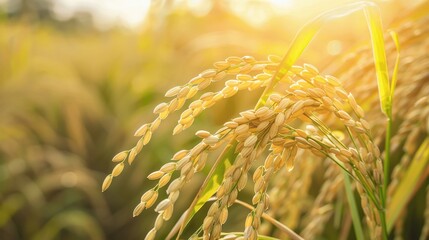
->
xmin=52 ymin=0 xmax=151 ymax=29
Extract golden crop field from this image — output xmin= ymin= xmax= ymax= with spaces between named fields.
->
xmin=1 ymin=1 xmax=428 ymax=239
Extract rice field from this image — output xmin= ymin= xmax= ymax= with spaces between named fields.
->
xmin=1 ymin=1 xmax=428 ymax=240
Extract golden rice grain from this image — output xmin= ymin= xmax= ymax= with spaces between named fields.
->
xmin=171 ymin=150 xmax=188 ymax=161
xmin=254 ymin=178 xmax=265 ymax=193
xmin=225 ymin=80 xmax=240 ymax=87
xmin=307 ymin=138 xmax=322 ymax=150
xmin=256 ymin=121 xmax=270 ymax=131
xmin=112 ymin=163 xmax=124 ymax=177
xmin=213 ymin=61 xmax=229 ymax=69
xmin=337 ymin=110 xmax=352 ymax=120
xmin=160 ymin=162 xmax=176 ymax=173
xmin=226 ymin=56 xmax=242 ymax=64
xmin=112 ymin=151 xmax=128 ymax=162
xmin=155 ymin=199 xmax=171 ymax=212
xmin=166 ymin=178 xmax=183 ymax=194
xmin=212 ymin=71 xmax=227 ymax=82
xmin=335 ymin=88 xmax=348 ymax=100
xmin=173 ymin=124 xmax=184 ymax=135
xmin=167 ymin=98 xmax=179 ymax=112
xmin=304 ymin=63 xmax=320 ymax=75
xmin=294 ymin=89 xmax=308 ymax=97
xmin=255 ymin=107 xmax=269 ymax=118
xmin=187 ymin=86 xmax=199 ymax=99
xmin=127 ymin=147 xmax=137 ymax=165
xmin=222 ymin=86 xmax=239 ymax=98
xmin=248 ymin=81 xmax=263 ymax=91
xmin=179 ymin=108 xmax=192 ymax=119
xmin=178 ymin=114 xmax=194 ymax=125
xmin=295 ymin=129 xmax=308 ymax=138
xmin=144 ymin=229 xmax=157 ymax=240
xmin=216 ymin=185 xmax=226 ymax=198
xmin=147 ymin=171 xmax=164 ymax=180
xmin=212 ymin=224 xmax=222 ymax=239
xmin=153 ymin=102 xmax=168 ymax=114
xmin=300 ymin=69 xmax=315 ymax=80
xmin=240 ymin=110 xmax=256 ymax=120
xmin=143 ymin=131 xmax=152 ymax=145
xmin=237 ymin=74 xmax=253 ymax=81
xmin=169 ymin=191 xmax=180 ymax=202
xmin=220 ymin=207 xmax=228 ymax=224
xmin=162 ymin=204 xmax=174 ymax=221
xmin=134 ymin=124 xmax=149 ymax=137
xmin=145 ymin=191 xmax=159 ymax=208
xmin=203 ymin=135 xmax=219 ymax=145
xmin=102 ymin=174 xmax=113 ymax=192
xmin=244 ymin=135 xmax=258 ymax=147
xmin=325 ymin=75 xmax=341 ymax=86
xmin=150 ymin=118 xmax=161 ymax=131
xmin=203 ymin=216 xmax=214 ymax=231
xmin=165 ymin=86 xmax=181 ymax=97
xmin=140 ymin=189 xmax=155 ymax=202
xmin=154 ymin=214 xmax=164 ymax=230
xmin=133 ymin=202 xmax=146 ymax=217
xmin=180 ymin=162 xmax=193 ymax=176
xmin=178 ymin=86 xmax=191 ymax=98
xmin=308 ymin=88 xmax=325 ymax=98
xmin=189 ymin=76 xmax=204 ymax=84
xmin=158 ymin=110 xmax=169 ymax=120
xmin=237 ymin=173 xmax=248 ymax=190
xmin=197 ymin=79 xmax=211 ymax=90
xmin=245 ymin=226 xmax=256 ymax=240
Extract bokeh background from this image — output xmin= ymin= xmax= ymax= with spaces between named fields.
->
xmin=0 ymin=0 xmax=426 ymax=239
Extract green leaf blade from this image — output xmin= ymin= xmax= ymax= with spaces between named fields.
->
xmin=363 ymin=5 xmax=391 ymax=116
xmin=387 ymin=138 xmax=429 ymax=231
xmin=173 ymin=142 xmax=236 ymax=239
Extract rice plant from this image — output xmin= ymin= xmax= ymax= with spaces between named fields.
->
xmin=103 ymin=1 xmax=429 ymax=240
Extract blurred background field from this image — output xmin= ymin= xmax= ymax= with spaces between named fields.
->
xmin=0 ymin=0 xmax=427 ymax=239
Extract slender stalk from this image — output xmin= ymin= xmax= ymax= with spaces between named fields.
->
xmin=384 ymin=116 xmax=392 ymax=199
xmin=343 ymin=172 xmax=365 ymax=240
xmin=379 ymin=202 xmax=388 ymax=240
xmin=343 ymin=127 xmax=365 ymax=240
xmin=381 ymin=115 xmax=392 ymax=240
xmin=234 ymin=199 xmax=304 ymax=240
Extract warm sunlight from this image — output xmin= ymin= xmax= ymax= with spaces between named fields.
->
xmin=1 ymin=1 xmax=428 ymax=240
xmin=52 ymin=0 xmax=151 ymax=29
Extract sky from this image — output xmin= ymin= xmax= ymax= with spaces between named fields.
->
xmin=1 ymin=0 xmax=398 ymax=30
xmin=50 ymin=0 xmax=296 ymax=29
xmin=52 ymin=0 xmax=152 ymax=29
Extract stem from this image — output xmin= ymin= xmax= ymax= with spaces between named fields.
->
xmin=343 ymin=127 xmax=365 ymax=240
xmin=343 ymin=172 xmax=365 ymax=240
xmin=234 ymin=199 xmax=304 ymax=240
xmin=380 ymin=204 xmax=388 ymax=240
xmin=382 ymin=115 xmax=392 ymax=240
xmin=384 ymin=116 xmax=392 ymax=198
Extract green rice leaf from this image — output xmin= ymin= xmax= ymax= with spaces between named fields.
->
xmin=363 ymin=6 xmax=391 ymax=116
xmin=175 ymin=142 xmax=236 ymax=239
xmin=389 ymin=30 xmax=400 ymax=100
xmin=387 ymin=138 xmax=429 ymax=231
xmin=258 ymin=1 xmax=391 ymax=115
xmin=343 ymin=171 xmax=365 ymax=240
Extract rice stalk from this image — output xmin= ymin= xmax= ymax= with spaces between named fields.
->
xmin=107 ymin=60 xmax=386 ymax=239
xmin=103 ymin=2 xmax=429 ymax=240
